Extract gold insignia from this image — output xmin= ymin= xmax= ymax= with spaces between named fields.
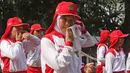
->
xmin=68 ymin=4 xmax=74 ymax=12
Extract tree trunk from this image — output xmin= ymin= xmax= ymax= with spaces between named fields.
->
xmin=122 ymin=0 xmax=130 ymax=55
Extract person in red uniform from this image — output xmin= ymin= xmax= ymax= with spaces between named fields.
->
xmin=96 ymin=30 xmax=110 ymax=73
xmin=0 ymin=17 xmax=40 ymax=73
xmin=41 ymin=1 xmax=95 ymax=73
xmin=105 ymin=30 xmax=128 ymax=73
xmin=27 ymin=24 xmax=45 ymax=73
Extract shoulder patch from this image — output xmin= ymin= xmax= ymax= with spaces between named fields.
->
xmin=106 ymin=48 xmax=116 ymax=56
xmin=43 ymin=34 xmax=54 ymax=43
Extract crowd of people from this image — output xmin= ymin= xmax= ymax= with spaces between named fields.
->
xmin=0 ymin=1 xmax=96 ymax=73
xmin=96 ymin=29 xmax=130 ymax=73
xmin=0 ymin=1 xmax=130 ymax=73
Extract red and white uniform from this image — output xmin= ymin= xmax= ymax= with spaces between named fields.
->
xmin=0 ymin=34 xmax=40 ymax=73
xmin=41 ymin=1 xmax=95 ymax=73
xmin=41 ymin=30 xmax=95 ymax=73
xmin=96 ymin=30 xmax=110 ymax=73
xmin=26 ymin=45 xmax=41 ymax=73
xmin=97 ymin=44 xmax=108 ymax=73
xmin=105 ymin=48 xmax=125 ymax=73
xmin=126 ymin=52 xmax=130 ymax=73
xmin=97 ymin=44 xmax=108 ymax=65
xmin=105 ymin=30 xmax=128 ymax=73
xmin=26 ymin=24 xmax=45 ymax=73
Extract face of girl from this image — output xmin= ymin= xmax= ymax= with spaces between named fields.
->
xmin=10 ymin=26 xmax=24 ymax=38
xmin=115 ymin=37 xmax=125 ymax=47
xmin=118 ymin=37 xmax=125 ymax=45
xmin=58 ymin=15 xmax=75 ymax=33
xmin=33 ymin=30 xmax=44 ymax=39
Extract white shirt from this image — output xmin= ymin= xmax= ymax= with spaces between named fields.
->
xmin=0 ymin=34 xmax=40 ymax=72
xmin=105 ymin=49 xmax=125 ymax=73
xmin=126 ymin=52 xmax=130 ymax=71
xmin=26 ymin=45 xmax=41 ymax=67
xmin=41 ymin=30 xmax=95 ymax=73
xmin=97 ymin=44 xmax=108 ymax=65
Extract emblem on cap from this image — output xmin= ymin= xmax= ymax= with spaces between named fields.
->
xmin=68 ymin=4 xmax=74 ymax=12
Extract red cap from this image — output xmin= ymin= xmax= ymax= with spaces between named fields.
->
xmin=55 ymin=1 xmax=80 ymax=18
xmin=46 ymin=1 xmax=80 ymax=34
xmin=109 ymin=30 xmax=129 ymax=38
xmin=30 ymin=24 xmax=46 ymax=34
xmin=1 ymin=17 xmax=29 ymax=39
xmin=109 ymin=30 xmax=129 ymax=48
xmin=98 ymin=30 xmax=110 ymax=45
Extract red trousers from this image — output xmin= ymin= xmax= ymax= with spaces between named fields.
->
xmin=27 ymin=66 xmax=42 ymax=73
xmin=113 ymin=71 xmax=125 ymax=73
xmin=127 ymin=70 xmax=130 ymax=73
xmin=96 ymin=65 xmax=103 ymax=73
xmin=2 ymin=71 xmax=27 ymax=73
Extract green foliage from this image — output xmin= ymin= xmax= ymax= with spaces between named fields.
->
xmin=78 ymin=0 xmax=125 ymax=35
xmin=0 ymin=0 xmax=125 ymax=36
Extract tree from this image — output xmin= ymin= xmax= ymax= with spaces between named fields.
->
xmin=121 ymin=0 xmax=130 ymax=54
xmin=78 ymin=0 xmax=125 ymax=35
xmin=0 ymin=0 xmax=79 ymax=36
xmin=0 ymin=0 xmax=126 ymax=56
xmin=78 ymin=0 xmax=125 ymax=57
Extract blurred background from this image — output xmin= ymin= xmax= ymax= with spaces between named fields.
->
xmin=0 ymin=0 xmax=130 ymax=72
